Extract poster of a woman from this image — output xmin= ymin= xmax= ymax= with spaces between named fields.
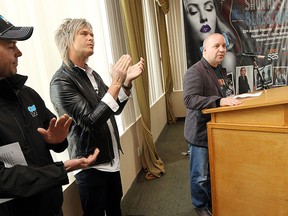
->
xmin=182 ymin=0 xmax=238 ymax=77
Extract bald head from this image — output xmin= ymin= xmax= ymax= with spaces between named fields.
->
xmin=203 ymin=33 xmax=224 ymax=49
xmin=202 ymin=33 xmax=226 ymax=67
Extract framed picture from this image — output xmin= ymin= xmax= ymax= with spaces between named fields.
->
xmin=273 ymin=66 xmax=287 ymax=86
xmin=226 ymin=72 xmax=235 ymax=96
xmin=235 ymin=65 xmax=254 ymax=95
xmin=255 ymin=64 xmax=273 ymax=90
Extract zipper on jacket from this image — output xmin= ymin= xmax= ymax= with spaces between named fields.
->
xmin=12 ymin=112 xmax=26 ymax=142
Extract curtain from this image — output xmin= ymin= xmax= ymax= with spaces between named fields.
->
xmin=142 ymin=0 xmax=164 ymax=104
xmin=165 ymin=0 xmax=186 ymax=91
xmin=155 ymin=0 xmax=169 ymax=14
xmin=120 ymin=0 xmax=165 ymax=179
xmin=155 ymin=0 xmax=176 ymax=124
xmin=102 ymin=0 xmax=141 ymax=134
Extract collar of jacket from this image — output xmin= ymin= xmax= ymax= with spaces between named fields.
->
xmin=201 ymin=57 xmax=218 ymax=69
xmin=200 ymin=57 xmax=226 ymax=98
xmin=0 ymin=74 xmax=28 ymax=99
xmin=62 ymin=61 xmax=87 ymax=76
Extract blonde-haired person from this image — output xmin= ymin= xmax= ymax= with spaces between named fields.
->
xmin=50 ymin=18 xmax=144 ymax=216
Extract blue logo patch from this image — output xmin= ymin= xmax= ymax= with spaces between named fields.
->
xmin=27 ymin=105 xmax=38 ymax=117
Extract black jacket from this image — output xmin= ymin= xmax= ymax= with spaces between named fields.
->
xmin=50 ymin=63 xmax=126 ymax=165
xmin=0 ymin=75 xmax=69 ymax=216
xmin=183 ymin=58 xmax=225 ymax=147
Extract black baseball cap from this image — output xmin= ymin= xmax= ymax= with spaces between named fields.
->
xmin=0 ymin=15 xmax=33 ymax=41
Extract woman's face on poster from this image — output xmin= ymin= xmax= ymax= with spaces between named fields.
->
xmin=184 ymin=0 xmax=217 ymax=42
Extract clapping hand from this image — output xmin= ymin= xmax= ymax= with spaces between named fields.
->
xmin=123 ymin=57 xmax=145 ymax=87
xmin=110 ymin=54 xmax=132 ymax=87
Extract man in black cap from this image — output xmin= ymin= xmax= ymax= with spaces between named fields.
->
xmin=0 ymin=15 xmax=100 ymax=216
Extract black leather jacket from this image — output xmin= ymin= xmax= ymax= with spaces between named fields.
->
xmin=50 ymin=63 xmax=126 ymax=165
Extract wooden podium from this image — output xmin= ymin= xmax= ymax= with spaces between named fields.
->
xmin=202 ymin=86 xmax=288 ymax=216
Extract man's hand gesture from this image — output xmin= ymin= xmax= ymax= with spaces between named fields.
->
xmin=37 ymin=114 xmax=72 ymax=144
xmin=64 ymin=148 xmax=100 ymax=172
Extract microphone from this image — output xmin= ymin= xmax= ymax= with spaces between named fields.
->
xmin=237 ymin=53 xmax=266 ymax=59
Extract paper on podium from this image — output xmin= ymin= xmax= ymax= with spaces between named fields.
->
xmin=0 ymin=142 xmax=27 ymax=203
xmin=233 ymin=91 xmax=262 ymax=99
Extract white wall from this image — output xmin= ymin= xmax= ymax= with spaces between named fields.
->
xmin=171 ymin=91 xmax=186 ymax=118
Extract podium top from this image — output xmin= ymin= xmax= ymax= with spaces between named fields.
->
xmin=203 ymin=86 xmax=288 ymax=114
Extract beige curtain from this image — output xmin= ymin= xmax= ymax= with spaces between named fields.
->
xmin=155 ymin=0 xmax=176 ymax=125
xmin=120 ymin=0 xmax=165 ymax=179
xmin=155 ymin=0 xmax=169 ymax=14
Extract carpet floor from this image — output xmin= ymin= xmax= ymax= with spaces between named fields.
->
xmin=121 ymin=120 xmax=200 ymax=216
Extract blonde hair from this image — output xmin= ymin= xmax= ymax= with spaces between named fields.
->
xmin=54 ymin=18 xmax=92 ymax=65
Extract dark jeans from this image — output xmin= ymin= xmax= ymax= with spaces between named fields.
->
xmin=75 ymin=168 xmax=123 ymax=216
xmin=189 ymin=143 xmax=211 ymax=209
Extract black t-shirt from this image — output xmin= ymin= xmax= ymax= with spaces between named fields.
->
xmin=213 ymin=65 xmax=227 ymax=97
